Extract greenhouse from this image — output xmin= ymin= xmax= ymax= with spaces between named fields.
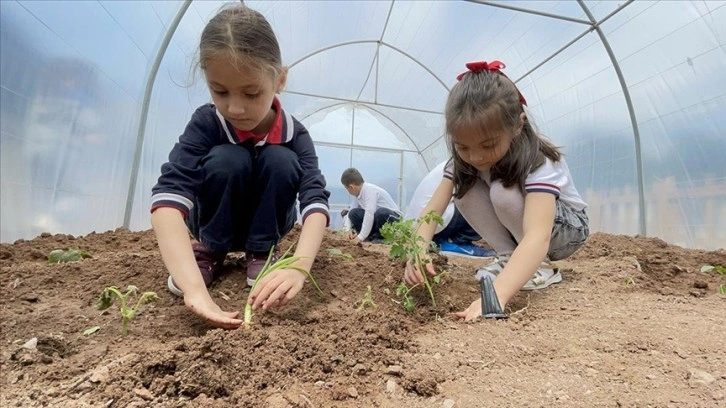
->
xmin=1 ymin=1 xmax=725 ymax=407
xmin=2 ymin=0 xmax=724 ymax=249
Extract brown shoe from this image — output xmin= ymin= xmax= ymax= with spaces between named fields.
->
xmin=245 ymin=248 xmax=278 ymax=287
xmin=167 ymin=242 xmax=227 ymax=297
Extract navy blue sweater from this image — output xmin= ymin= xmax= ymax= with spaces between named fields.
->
xmin=151 ymin=103 xmax=330 ymax=225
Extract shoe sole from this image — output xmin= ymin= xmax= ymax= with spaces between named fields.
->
xmin=167 ymin=275 xmax=184 ymax=297
xmin=521 ymin=271 xmax=563 ymax=291
xmin=246 ymin=277 xmax=255 ymax=287
xmin=440 ymin=250 xmax=496 ymax=260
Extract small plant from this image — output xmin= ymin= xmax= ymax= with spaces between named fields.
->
xmin=395 ymin=282 xmax=418 ymax=313
xmin=244 ymin=244 xmax=323 ymax=330
xmin=624 ymin=276 xmax=636 ymax=287
xmin=720 ymin=284 xmax=726 ymax=295
xmin=380 ymin=211 xmax=443 ymax=306
xmin=48 ymin=248 xmax=91 ymax=263
xmin=96 ymin=286 xmax=158 ymax=336
xmin=355 ymin=285 xmax=377 ymax=311
xmin=700 ymin=265 xmax=726 ymax=274
xmin=327 ymin=248 xmax=354 ymax=260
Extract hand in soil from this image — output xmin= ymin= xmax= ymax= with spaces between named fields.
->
xmin=403 ymin=257 xmax=436 ymax=286
xmin=248 ymin=268 xmax=306 ymax=311
xmin=454 ymin=297 xmax=482 ymax=322
xmin=184 ymin=291 xmax=242 ymax=329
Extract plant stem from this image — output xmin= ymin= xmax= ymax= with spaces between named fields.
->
xmin=413 ymin=251 xmax=435 ymax=306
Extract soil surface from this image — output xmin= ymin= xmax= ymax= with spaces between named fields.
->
xmin=1 ymin=228 xmax=724 ymax=407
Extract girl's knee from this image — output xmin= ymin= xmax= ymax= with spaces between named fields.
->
xmin=489 ymin=183 xmax=524 ymax=214
xmin=258 ymin=145 xmax=300 ymax=175
xmin=203 ymin=145 xmax=252 ymax=179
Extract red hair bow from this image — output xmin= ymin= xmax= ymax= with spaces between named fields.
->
xmin=456 ymin=60 xmax=527 ymax=106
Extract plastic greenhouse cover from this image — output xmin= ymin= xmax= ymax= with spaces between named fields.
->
xmin=0 ymin=0 xmax=724 ymax=250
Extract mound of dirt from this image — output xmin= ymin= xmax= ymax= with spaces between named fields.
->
xmin=1 ymin=228 xmax=724 ymax=407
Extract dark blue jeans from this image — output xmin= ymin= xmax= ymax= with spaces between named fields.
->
xmin=186 ymin=144 xmax=299 ymax=254
xmin=433 ymin=207 xmax=481 ymax=245
xmin=348 ymin=207 xmax=401 ymax=241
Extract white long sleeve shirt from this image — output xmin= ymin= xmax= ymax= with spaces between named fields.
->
xmin=404 ymin=161 xmax=454 ymax=234
xmin=351 ymin=182 xmax=401 ymax=241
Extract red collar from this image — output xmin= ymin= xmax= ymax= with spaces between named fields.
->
xmin=233 ymin=97 xmax=283 ymax=145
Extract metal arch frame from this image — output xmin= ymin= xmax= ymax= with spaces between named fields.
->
xmin=295 ymin=103 xmax=422 ymax=153
xmin=123 ymin=0 xmax=192 ymax=228
xmin=464 ymin=0 xmax=645 ymax=234
xmin=288 ymin=40 xmax=451 ymax=94
xmin=576 ymin=0 xmax=647 ymax=237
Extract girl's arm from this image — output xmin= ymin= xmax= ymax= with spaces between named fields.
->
xmin=404 ymin=179 xmax=454 ymax=285
xmin=416 ymin=178 xmax=455 ymax=243
xmin=152 ymin=207 xmax=242 ymax=329
xmin=291 ymin=212 xmax=327 ymax=272
xmin=492 ymin=192 xmax=556 ymax=307
xmin=151 ymin=208 xmax=205 ymax=295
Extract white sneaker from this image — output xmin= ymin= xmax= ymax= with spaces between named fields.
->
xmin=167 ymin=275 xmax=184 ymax=297
xmin=474 ymin=255 xmax=510 ymax=281
xmin=474 ymin=256 xmax=562 ymax=291
xmin=522 ymin=266 xmax=562 ymax=290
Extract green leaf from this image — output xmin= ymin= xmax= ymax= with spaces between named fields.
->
xmin=48 ymin=248 xmax=91 ymax=263
xmin=403 ymin=298 xmax=416 ymax=313
xmin=327 ymin=248 xmax=353 ymax=260
xmin=433 ymin=275 xmax=441 ymax=284
xmin=95 ymin=287 xmax=119 ymax=310
xmin=83 ymin=326 xmax=101 ymax=336
xmin=700 ymin=265 xmax=715 ymax=273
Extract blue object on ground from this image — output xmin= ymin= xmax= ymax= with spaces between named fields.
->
xmin=439 ymin=242 xmax=495 ymax=258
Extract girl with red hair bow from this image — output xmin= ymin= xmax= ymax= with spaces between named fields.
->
xmin=404 ymin=60 xmax=589 ymax=320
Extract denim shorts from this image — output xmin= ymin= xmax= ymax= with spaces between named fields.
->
xmin=548 ymin=199 xmax=589 ymax=261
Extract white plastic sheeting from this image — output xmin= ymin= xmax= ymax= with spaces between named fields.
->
xmin=1 ymin=0 xmax=724 ymax=249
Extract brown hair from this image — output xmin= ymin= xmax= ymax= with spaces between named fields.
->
xmin=445 ymin=69 xmax=561 ymax=198
xmin=341 ymin=168 xmax=364 ymax=186
xmin=198 ymin=5 xmax=283 ymax=78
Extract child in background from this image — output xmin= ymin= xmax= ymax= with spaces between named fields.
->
xmin=405 ymin=160 xmax=494 ymax=258
xmin=341 ymin=168 xmax=402 ymax=243
xmin=404 ymin=60 xmax=589 ymax=320
xmin=151 ymin=5 xmax=330 ymax=329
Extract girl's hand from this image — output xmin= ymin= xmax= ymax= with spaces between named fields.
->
xmin=403 ymin=255 xmax=436 ymax=285
xmin=183 ymin=291 xmax=242 ymax=329
xmin=454 ymin=298 xmax=481 ymax=322
xmin=248 ymin=268 xmax=306 ymax=311
xmin=347 ymin=231 xmax=357 ymax=240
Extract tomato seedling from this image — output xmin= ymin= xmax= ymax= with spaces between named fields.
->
xmin=355 ymin=285 xmax=377 ymax=311
xmin=96 ymin=286 xmax=158 ymax=336
xmin=381 ymin=211 xmax=443 ymax=307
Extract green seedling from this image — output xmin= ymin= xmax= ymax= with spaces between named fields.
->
xmin=327 ymin=248 xmax=354 ymax=260
xmin=381 ymin=211 xmax=443 ymax=307
xmin=244 ymin=244 xmax=323 ymax=330
xmin=700 ymin=265 xmax=726 ymax=275
xmin=395 ymin=282 xmax=418 ymax=313
xmin=720 ymin=284 xmax=726 ymax=295
xmin=624 ymin=276 xmax=636 ymax=287
xmin=83 ymin=326 xmax=100 ymax=336
xmin=433 ymin=269 xmax=451 ymax=284
xmin=96 ymin=286 xmax=158 ymax=336
xmin=48 ymin=248 xmax=91 ymax=263
xmin=355 ymin=285 xmax=377 ymax=311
